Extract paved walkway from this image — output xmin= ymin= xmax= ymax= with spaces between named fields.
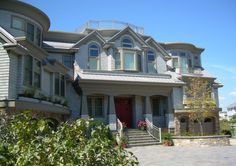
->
xmin=129 ymin=139 xmax=236 ymax=166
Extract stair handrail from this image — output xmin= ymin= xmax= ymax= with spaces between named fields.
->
xmin=145 ymin=119 xmax=162 ymax=143
xmin=116 ymin=118 xmax=124 ymax=140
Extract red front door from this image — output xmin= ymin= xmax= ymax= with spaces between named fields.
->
xmin=115 ymin=98 xmax=132 ymax=128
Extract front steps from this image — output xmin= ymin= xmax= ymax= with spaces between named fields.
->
xmin=125 ymin=129 xmax=161 ymax=147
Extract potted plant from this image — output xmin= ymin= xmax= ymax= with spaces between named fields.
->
xmin=137 ymin=120 xmax=147 ymax=130
xmin=162 ymin=133 xmax=174 ymax=146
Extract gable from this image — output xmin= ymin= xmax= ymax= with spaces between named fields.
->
xmin=72 ymin=30 xmax=106 ymax=48
xmin=146 ymin=37 xmax=171 ymax=61
xmin=108 ymin=26 xmax=148 ymax=48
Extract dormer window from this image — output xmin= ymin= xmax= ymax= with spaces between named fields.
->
xmin=147 ymin=50 xmax=157 ymax=73
xmin=121 ymin=37 xmax=133 ymax=48
xmin=88 ymin=43 xmax=100 ymax=70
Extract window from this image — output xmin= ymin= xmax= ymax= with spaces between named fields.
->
xmin=54 ymin=73 xmax=65 ymax=97
xmin=114 ymin=52 xmax=121 ymax=69
xmin=24 ymin=56 xmax=33 ymax=86
xmin=152 ymin=98 xmax=160 ymax=116
xmin=24 ymin=56 xmax=41 ymax=88
xmin=171 ymin=51 xmax=177 ymax=56
xmin=88 ymin=43 xmax=100 ymax=70
xmin=36 ymin=28 xmax=41 ymax=46
xmin=33 ymin=59 xmax=41 ymax=88
xmin=63 ymin=55 xmax=74 ymax=68
xmin=173 ymin=58 xmax=179 ymax=68
xmin=147 ymin=50 xmax=157 ymax=73
xmin=121 ymin=37 xmax=133 ymax=48
xmin=12 ymin=16 xmax=25 ymax=30
xmin=188 ymin=58 xmax=192 ymax=68
xmin=124 ymin=52 xmax=135 ymax=70
xmin=87 ymin=97 xmax=104 ymax=117
xmin=180 ymin=52 xmax=186 ymax=56
xmin=54 ymin=73 xmax=60 ymax=96
xmin=27 ymin=23 xmax=34 ymax=42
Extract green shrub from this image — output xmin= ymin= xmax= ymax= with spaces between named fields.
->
xmin=0 ymin=112 xmax=138 ymax=166
xmin=221 ymin=129 xmax=232 ymax=136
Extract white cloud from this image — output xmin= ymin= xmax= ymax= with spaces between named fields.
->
xmin=229 ymin=90 xmax=236 ymax=97
xmin=219 ymin=96 xmax=226 ymax=100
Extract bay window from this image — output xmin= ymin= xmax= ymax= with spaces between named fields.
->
xmin=12 ymin=16 xmax=25 ymax=31
xmin=24 ymin=55 xmax=41 ymax=88
xmin=54 ymin=73 xmax=65 ymax=97
xmin=88 ymin=43 xmax=100 ymax=70
xmin=24 ymin=56 xmax=33 ymax=86
xmin=27 ymin=23 xmax=34 ymax=42
xmin=36 ymin=28 xmax=41 ymax=46
xmin=87 ymin=96 xmax=104 ymax=117
xmin=124 ymin=52 xmax=135 ymax=70
xmin=147 ymin=50 xmax=157 ymax=73
xmin=114 ymin=52 xmax=121 ymax=69
xmin=33 ymin=59 xmax=41 ymax=88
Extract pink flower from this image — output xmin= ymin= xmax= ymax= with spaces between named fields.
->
xmin=137 ymin=120 xmax=146 ymax=128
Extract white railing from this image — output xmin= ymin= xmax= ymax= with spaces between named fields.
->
xmin=146 ymin=119 xmax=162 ymax=143
xmin=76 ymin=20 xmax=144 ymax=35
xmin=116 ymin=118 xmax=124 ymax=140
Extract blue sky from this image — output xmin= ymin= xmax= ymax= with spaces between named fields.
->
xmin=23 ymin=0 xmax=236 ymax=111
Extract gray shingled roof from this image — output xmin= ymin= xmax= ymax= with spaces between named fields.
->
xmin=76 ymin=70 xmax=184 ymax=85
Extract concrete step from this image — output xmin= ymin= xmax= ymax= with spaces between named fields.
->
xmin=128 ymin=136 xmax=155 ymax=141
xmin=129 ymin=139 xmax=158 ymax=144
xmin=128 ymin=142 xmax=162 ymax=147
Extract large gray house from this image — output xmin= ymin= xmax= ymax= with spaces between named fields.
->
xmin=0 ymin=0 xmax=222 ymax=135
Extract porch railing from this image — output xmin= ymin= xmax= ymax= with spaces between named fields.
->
xmin=146 ymin=119 xmax=162 ymax=143
xmin=116 ymin=118 xmax=124 ymax=144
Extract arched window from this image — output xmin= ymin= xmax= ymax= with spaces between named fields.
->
xmin=121 ymin=37 xmax=133 ymax=48
xmin=88 ymin=43 xmax=100 ymax=70
xmin=147 ymin=50 xmax=157 ymax=73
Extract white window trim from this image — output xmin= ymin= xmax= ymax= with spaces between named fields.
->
xmin=88 ymin=42 xmax=101 ymax=70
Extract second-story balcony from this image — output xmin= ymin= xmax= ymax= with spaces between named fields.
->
xmin=75 ymin=20 xmax=144 ymax=35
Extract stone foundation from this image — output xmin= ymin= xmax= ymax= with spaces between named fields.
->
xmin=173 ymin=135 xmax=230 ymax=147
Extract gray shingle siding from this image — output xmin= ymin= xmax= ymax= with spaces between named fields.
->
xmin=0 ymin=42 xmax=10 ymax=100
xmin=8 ymin=53 xmax=18 ymax=99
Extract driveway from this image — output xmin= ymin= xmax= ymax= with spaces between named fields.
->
xmin=129 ymin=139 xmax=236 ymax=166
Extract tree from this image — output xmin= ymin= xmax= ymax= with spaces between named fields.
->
xmin=185 ymin=77 xmax=216 ymax=135
xmin=0 ymin=112 xmax=138 ymax=166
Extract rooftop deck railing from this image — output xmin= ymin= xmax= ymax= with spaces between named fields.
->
xmin=75 ymin=20 xmax=144 ymax=35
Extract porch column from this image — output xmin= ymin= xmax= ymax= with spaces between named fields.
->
xmin=81 ymin=95 xmax=89 ymax=118
xmin=144 ymin=96 xmax=153 ymax=124
xmin=108 ymin=95 xmax=117 ymax=131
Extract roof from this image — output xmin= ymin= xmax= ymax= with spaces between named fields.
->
xmin=76 ymin=70 xmax=184 ymax=86
xmin=181 ymin=70 xmax=216 ymax=79
xmin=43 ymin=41 xmax=75 ymax=49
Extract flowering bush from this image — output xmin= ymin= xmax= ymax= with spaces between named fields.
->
xmin=122 ymin=122 xmax=127 ymax=128
xmin=137 ymin=120 xmax=147 ymax=129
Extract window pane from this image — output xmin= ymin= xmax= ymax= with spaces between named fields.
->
xmin=148 ymin=62 xmax=157 ymax=73
xmin=54 ymin=73 xmax=60 ymax=95
xmin=24 ymin=56 xmax=33 ymax=86
xmin=173 ymin=58 xmax=179 ymax=68
xmin=36 ymin=28 xmax=41 ymax=46
xmin=122 ymin=38 xmax=133 ymax=48
xmin=95 ymin=98 xmax=103 ymax=117
xmin=12 ymin=17 xmax=24 ymax=30
xmin=89 ymin=49 xmax=99 ymax=57
xmin=63 ymin=55 xmax=74 ymax=68
xmin=60 ymin=75 xmax=65 ymax=97
xmin=33 ymin=59 xmax=41 ymax=88
xmin=89 ymin=58 xmax=98 ymax=70
xmin=87 ymin=98 xmax=92 ymax=117
xmin=27 ymin=23 xmax=34 ymax=41
xmin=114 ymin=52 xmax=121 ymax=69
xmin=124 ymin=52 xmax=135 ymax=70
xmin=152 ymin=98 xmax=160 ymax=116
xmin=147 ymin=51 xmax=155 ymax=61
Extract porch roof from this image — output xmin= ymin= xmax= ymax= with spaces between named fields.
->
xmin=76 ymin=70 xmax=185 ymax=86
